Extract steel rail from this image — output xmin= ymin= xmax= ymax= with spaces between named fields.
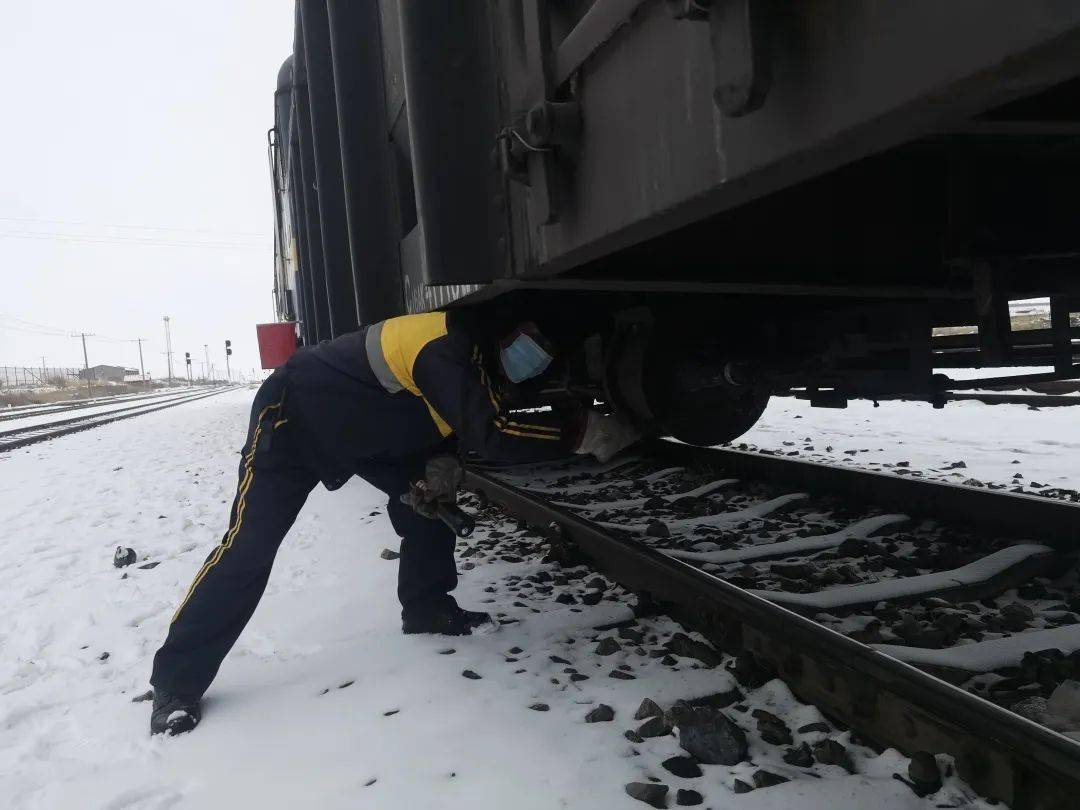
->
xmin=0 ymin=388 xmax=196 ymax=423
xmin=0 ymin=391 xmax=219 ymax=439
xmin=465 ymin=452 xmax=1080 ymax=810
xmin=0 ymin=388 xmax=231 ymax=453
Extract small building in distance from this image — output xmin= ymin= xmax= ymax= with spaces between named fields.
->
xmin=79 ymin=365 xmax=139 ymax=382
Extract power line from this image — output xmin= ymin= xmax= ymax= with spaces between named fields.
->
xmin=0 ymin=323 xmax=72 ymax=338
xmin=8 ymin=314 xmax=69 ymax=331
xmin=0 ymin=215 xmax=267 ymax=239
xmin=0 ymin=230 xmax=271 ymax=252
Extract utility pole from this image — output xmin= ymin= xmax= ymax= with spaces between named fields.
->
xmin=163 ymin=316 xmax=174 ymax=382
xmin=73 ymin=332 xmax=94 ymax=398
xmin=134 ymin=338 xmax=146 ymax=385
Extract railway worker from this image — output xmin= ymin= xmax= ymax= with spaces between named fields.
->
xmin=149 ymin=311 xmax=639 ymax=735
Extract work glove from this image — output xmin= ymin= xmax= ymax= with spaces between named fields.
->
xmin=574 ymin=411 xmax=641 ymax=463
xmin=424 ymin=454 xmax=463 ymax=502
xmin=402 ymin=454 xmax=464 ymax=519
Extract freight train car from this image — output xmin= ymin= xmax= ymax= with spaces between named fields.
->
xmin=268 ymin=0 xmax=1080 ymax=444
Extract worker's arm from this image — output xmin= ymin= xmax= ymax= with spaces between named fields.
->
xmin=412 ymin=331 xmax=578 ymax=463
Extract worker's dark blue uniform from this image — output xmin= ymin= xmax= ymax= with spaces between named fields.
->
xmin=152 ymin=312 xmax=573 ymax=699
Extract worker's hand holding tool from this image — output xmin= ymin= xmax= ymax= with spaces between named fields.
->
xmin=575 ymin=411 xmax=641 ymax=463
xmin=422 ymin=454 xmax=463 ymax=506
xmin=401 ymin=455 xmax=475 ymax=537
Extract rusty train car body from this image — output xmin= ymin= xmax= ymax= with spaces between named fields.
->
xmin=270 ymin=0 xmax=1080 ymax=443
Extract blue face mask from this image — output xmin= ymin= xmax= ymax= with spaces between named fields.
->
xmin=499 ymin=333 xmax=553 ymax=383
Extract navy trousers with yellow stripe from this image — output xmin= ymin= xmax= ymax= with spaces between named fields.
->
xmin=151 ymin=370 xmax=458 ymax=699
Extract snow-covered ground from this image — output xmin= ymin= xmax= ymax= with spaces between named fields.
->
xmin=0 ymin=388 xmax=1055 ymax=809
xmin=740 ymin=395 xmax=1080 ymax=496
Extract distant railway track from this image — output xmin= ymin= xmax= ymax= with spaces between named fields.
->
xmin=0 ymin=388 xmax=233 ymax=453
xmin=466 ymin=442 xmax=1080 ymax=809
xmin=0 ymin=388 xmax=199 ymax=423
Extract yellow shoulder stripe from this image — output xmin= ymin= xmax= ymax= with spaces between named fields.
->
xmin=379 ymin=312 xmax=448 ymax=395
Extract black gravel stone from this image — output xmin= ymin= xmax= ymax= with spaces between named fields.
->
xmin=908 ymin=751 xmax=942 ymax=795
xmin=379 ymin=548 xmax=400 ymax=560
xmin=595 ymin=637 xmax=622 ymax=655
xmin=770 ymin=562 xmax=817 ymax=579
xmin=661 ymin=756 xmax=702 ymax=778
xmin=618 ymin=627 xmax=646 ymax=644
xmin=676 ymin=789 xmax=703 ymax=806
xmin=609 ymin=669 xmax=636 ymax=680
xmin=555 ymin=593 xmax=577 ymax=605
xmin=637 ymin=715 xmax=674 ymax=738
xmin=797 ymin=721 xmax=830 ymax=734
xmin=570 ymin=673 xmax=590 ymax=682
xmin=752 ymin=770 xmax=788 ymax=789
xmin=529 ymin=703 xmax=550 ymax=712
xmin=624 ymin=730 xmax=645 ymax=743
xmin=580 ymin=590 xmax=604 ymax=606
xmin=677 ymin=707 xmax=748 ymax=765
xmin=634 ymin=698 xmax=664 ymax=721
xmin=462 ymin=670 xmax=482 ymax=680
xmin=728 ymin=650 xmax=773 ymax=689
xmin=645 ymin=520 xmax=670 ymax=538
xmin=664 ymin=633 xmax=721 ymax=667
xmin=783 ymin=742 xmax=814 ymax=767
xmin=131 ymin=689 xmax=154 ymax=703
xmin=625 ymin=782 xmax=668 ymax=808
xmin=732 ymin=779 xmax=753 ymax=794
xmin=753 ymin=710 xmax=793 ymax=746
xmin=113 ymin=547 xmax=137 ymax=568
xmin=585 ymin=704 xmax=615 ymax=723
xmin=549 ymin=655 xmax=571 ymax=664
xmin=812 ymin=739 xmax=855 ymax=773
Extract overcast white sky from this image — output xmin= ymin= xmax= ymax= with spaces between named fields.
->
xmin=1 ymin=1 xmax=294 ymax=380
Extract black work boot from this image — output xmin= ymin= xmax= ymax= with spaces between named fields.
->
xmin=402 ymin=605 xmax=498 ymax=636
xmin=150 ymin=690 xmax=202 ymax=736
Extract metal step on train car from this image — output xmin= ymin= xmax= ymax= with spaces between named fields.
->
xmin=268 ymin=0 xmax=1080 ymax=445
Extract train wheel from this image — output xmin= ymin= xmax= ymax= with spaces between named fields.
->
xmin=664 ymin=390 xmax=770 ymax=446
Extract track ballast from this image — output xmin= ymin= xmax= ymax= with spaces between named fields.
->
xmin=465 ymin=441 xmax=1080 ymax=809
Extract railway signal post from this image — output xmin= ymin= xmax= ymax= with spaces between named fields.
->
xmin=185 ymin=352 xmax=192 ymax=387
xmin=225 ymin=340 xmax=232 ymax=382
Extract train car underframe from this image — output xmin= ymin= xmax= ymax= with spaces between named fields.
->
xmin=270 ymin=1 xmax=1080 ymax=447
xmin=452 ymin=110 xmax=1080 ymax=445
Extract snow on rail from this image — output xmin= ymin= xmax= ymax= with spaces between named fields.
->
xmin=873 ymin=624 xmax=1080 ymax=673
xmin=596 ymin=492 xmax=809 ymax=535
xmin=517 ymin=465 xmax=683 ymax=496
xmin=551 ymin=478 xmax=738 ymax=512
xmin=664 ymin=514 xmax=909 ymax=565
xmin=752 ymin=543 xmax=1053 ymax=612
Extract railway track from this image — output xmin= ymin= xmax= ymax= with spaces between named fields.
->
xmin=0 ymin=388 xmax=197 ymax=423
xmin=464 ymin=442 xmax=1080 ymax=809
xmin=0 ymin=388 xmax=232 ymax=453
